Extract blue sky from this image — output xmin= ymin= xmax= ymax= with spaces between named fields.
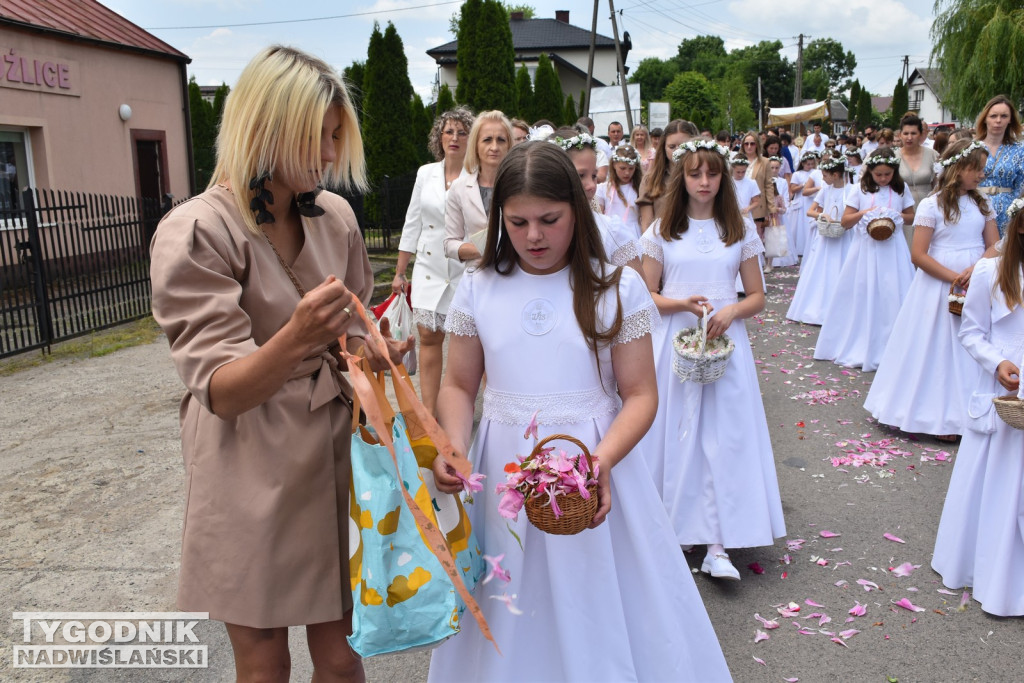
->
xmin=104 ymin=0 xmax=937 ymax=102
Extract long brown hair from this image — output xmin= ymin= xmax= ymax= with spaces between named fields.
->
xmin=641 ymin=119 xmax=695 ymax=201
xmin=861 ymin=147 xmax=906 ymax=194
xmin=658 ymin=147 xmax=745 ymax=247
xmin=975 ymin=94 xmax=1022 ymax=144
xmin=935 ymin=139 xmax=989 ymax=224
xmin=479 ymin=142 xmax=623 ymax=357
xmin=607 ymin=144 xmax=643 ymax=204
xmin=996 ymin=208 xmax=1024 ymax=310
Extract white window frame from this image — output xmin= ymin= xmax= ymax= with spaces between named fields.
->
xmin=0 ymin=125 xmax=36 ymax=231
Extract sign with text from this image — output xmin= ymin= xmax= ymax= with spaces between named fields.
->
xmin=1 ymin=49 xmax=80 ymax=97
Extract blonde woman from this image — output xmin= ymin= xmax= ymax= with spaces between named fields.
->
xmin=739 ymin=131 xmax=777 ymax=239
xmin=393 ymin=107 xmax=474 ymax=415
xmin=443 ymin=110 xmax=513 ymax=263
xmin=630 ymin=124 xmax=653 ymax=171
xmin=150 ymin=45 xmax=409 ymax=680
xmin=637 ymin=119 xmax=698 ymax=231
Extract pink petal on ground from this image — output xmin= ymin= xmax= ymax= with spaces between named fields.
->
xmin=819 ymin=530 xmax=841 ymax=538
xmin=805 ymin=599 xmax=825 ymax=607
xmin=755 ymin=629 xmax=769 ymax=643
xmin=936 ymin=589 xmax=958 ymax=596
xmin=784 ymin=678 xmax=799 ymax=682
xmin=835 ymin=580 xmax=848 ymax=587
xmin=755 ymin=613 xmax=780 ymax=629
xmin=839 ymin=628 xmax=861 ymax=639
xmin=798 ymin=628 xmax=817 ymax=635
xmin=753 ymin=655 xmax=766 ymax=666
xmin=819 ymin=614 xmax=832 ymax=626
xmin=883 ymin=533 xmax=906 ymax=544
xmin=849 ymin=601 xmax=867 ymax=616
xmin=892 ymin=598 xmax=926 ymax=612
xmin=830 ymin=637 xmax=849 ymax=648
xmin=856 ymin=579 xmax=880 ymax=592
xmin=890 ymin=562 xmax=921 ymax=578
xmin=957 ymin=591 xmax=971 ymax=612
xmin=749 ymin=562 xmax=765 ymax=575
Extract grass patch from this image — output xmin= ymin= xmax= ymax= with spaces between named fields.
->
xmin=0 ymin=317 xmax=163 ymax=376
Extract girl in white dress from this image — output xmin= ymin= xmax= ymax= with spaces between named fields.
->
xmin=865 ymin=140 xmax=1000 ymax=439
xmin=550 ymin=128 xmax=641 ymax=271
xmin=814 ymin=147 xmax=917 ymax=371
xmin=640 ymin=140 xmax=786 ymax=581
xmin=428 ymin=141 xmax=731 ymax=681
xmin=792 ymin=151 xmax=822 ymax=257
xmin=787 ymin=154 xmax=854 ymax=324
xmin=596 ymin=144 xmax=643 ymax=239
xmin=769 ymin=155 xmax=800 ymax=269
xmin=932 ymin=199 xmax=1024 ymax=616
xmin=844 ymin=147 xmax=864 ymax=185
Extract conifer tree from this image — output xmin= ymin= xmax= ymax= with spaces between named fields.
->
xmin=436 ymin=83 xmax=456 ymax=114
xmin=515 ymin=64 xmax=533 ymax=121
xmin=856 ymin=89 xmax=874 ymax=130
xmin=470 ymin=0 xmax=516 ymax=113
xmin=532 ymin=53 xmax=564 ymax=124
xmin=455 ymin=0 xmax=483 ymax=105
xmin=187 ymin=77 xmax=215 ymax=189
xmin=563 ymin=94 xmax=577 ymax=128
xmin=411 ymin=93 xmax=433 ymax=163
xmin=343 ymin=62 xmax=366 ymax=118
xmin=890 ymin=78 xmax=909 ymax=128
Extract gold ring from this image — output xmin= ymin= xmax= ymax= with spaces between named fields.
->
xmin=343 ymin=307 xmax=352 ymax=316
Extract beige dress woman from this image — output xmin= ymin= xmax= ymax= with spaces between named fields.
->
xmin=150 ymin=185 xmax=373 ymax=628
xmin=898 ymin=146 xmax=938 ymax=246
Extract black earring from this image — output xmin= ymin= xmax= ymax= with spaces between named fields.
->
xmin=295 ymin=186 xmax=326 ymax=218
xmin=248 ymin=172 xmax=275 ymax=225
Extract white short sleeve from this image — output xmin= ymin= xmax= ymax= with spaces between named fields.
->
xmin=443 ymin=269 xmax=478 ymax=336
xmin=914 ymin=195 xmax=937 ymax=229
xmin=610 ymin=266 xmax=661 ymax=345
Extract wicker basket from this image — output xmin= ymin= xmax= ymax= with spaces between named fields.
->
xmin=948 ymin=283 xmax=967 ymax=316
xmin=816 ymin=205 xmax=845 ymax=239
xmin=523 ymin=434 xmax=598 ymax=535
xmin=993 ymin=395 xmax=1024 ymax=430
xmin=866 ymin=216 xmax=896 ymax=241
xmin=672 ymin=306 xmax=735 ymax=384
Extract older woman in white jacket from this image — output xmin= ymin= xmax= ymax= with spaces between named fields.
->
xmin=442 ymin=110 xmax=513 ymax=264
xmin=393 ymin=107 xmax=474 ymax=414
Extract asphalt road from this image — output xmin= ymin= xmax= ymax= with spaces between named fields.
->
xmin=1 ymin=266 xmax=1021 ymax=682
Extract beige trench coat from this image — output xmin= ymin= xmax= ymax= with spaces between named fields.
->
xmin=150 ymin=185 xmax=373 ymax=628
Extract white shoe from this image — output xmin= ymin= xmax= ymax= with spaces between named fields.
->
xmin=763 ymin=264 xmax=773 ymax=273
xmin=701 ymin=553 xmax=741 ymax=580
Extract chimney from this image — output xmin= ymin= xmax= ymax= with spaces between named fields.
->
xmin=555 ymin=10 xmax=569 ymax=23
xmin=510 ymin=11 xmax=524 ymax=20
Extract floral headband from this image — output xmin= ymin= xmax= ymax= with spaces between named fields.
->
xmin=940 ymin=140 xmax=988 ymax=168
xmin=767 ymin=156 xmax=783 ymax=164
xmin=843 ymin=147 xmax=862 ymax=158
xmin=800 ymin=150 xmax=821 ymax=162
xmin=819 ymin=156 xmax=847 ymax=172
xmin=1007 ymin=196 xmax=1024 ymax=221
xmin=671 ymin=139 xmax=730 ymax=162
xmin=610 ymin=152 xmax=639 ymax=165
xmin=729 ymin=154 xmax=750 ymax=166
xmin=553 ymin=132 xmax=596 ymax=151
xmin=864 ymin=152 xmax=897 ymax=168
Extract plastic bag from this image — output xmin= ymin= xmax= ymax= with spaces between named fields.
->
xmin=380 ymin=292 xmax=417 ymax=374
xmin=764 ymin=218 xmax=788 ymax=259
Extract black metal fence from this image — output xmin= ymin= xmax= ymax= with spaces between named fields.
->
xmin=0 ymin=188 xmax=176 ymax=359
xmin=336 ymin=171 xmax=417 ymax=252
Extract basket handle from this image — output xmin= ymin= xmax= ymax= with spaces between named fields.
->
xmin=829 ymin=203 xmax=840 ymax=221
xmin=949 ymin=282 xmax=968 ymax=295
xmin=525 ymin=433 xmax=596 ymax=476
xmin=698 ymin=304 xmax=710 ymax=356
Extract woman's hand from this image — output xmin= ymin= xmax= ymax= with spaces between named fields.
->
xmin=588 ymin=463 xmax=612 ymax=528
xmin=953 ymin=265 xmax=974 ymax=289
xmin=431 ymin=453 xmax=465 ymax=495
xmin=287 ymin=275 xmax=356 ymax=353
xmin=361 ymin=317 xmax=415 ymax=372
xmin=996 ymin=360 xmax=1020 ymax=393
xmin=706 ymin=304 xmax=737 ymax=339
xmin=391 ymin=272 xmax=408 ymax=295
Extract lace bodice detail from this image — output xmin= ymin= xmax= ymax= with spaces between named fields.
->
xmin=642 ymin=219 xmax=761 ymax=298
xmin=483 ymin=383 xmax=620 ymax=425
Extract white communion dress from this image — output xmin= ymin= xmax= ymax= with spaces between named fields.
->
xmin=813 ymin=185 xmax=916 ymax=372
xmin=932 ymin=257 xmax=1024 ymax=616
xmin=787 ymin=183 xmax=854 ymax=325
xmin=427 ymin=263 xmax=731 ymax=682
xmin=639 ymin=220 xmax=786 ymax=548
xmin=773 ymin=176 xmax=800 ymax=268
xmin=864 ymin=194 xmax=990 ymax=434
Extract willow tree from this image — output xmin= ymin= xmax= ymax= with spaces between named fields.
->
xmin=931 ymin=0 xmax=1024 ymax=119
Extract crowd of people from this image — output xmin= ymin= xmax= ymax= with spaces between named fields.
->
xmin=148 ymin=42 xmax=1024 ymax=680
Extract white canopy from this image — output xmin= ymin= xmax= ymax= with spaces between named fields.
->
xmin=767 ymin=100 xmax=829 ymax=125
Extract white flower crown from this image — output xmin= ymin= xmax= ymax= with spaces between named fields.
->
xmin=940 ymin=140 xmax=987 ymax=168
xmin=843 ymin=147 xmax=861 ymax=158
xmin=800 ymin=150 xmax=821 ymax=162
xmin=553 ymin=132 xmax=596 ymax=151
xmin=528 ymin=124 xmax=555 ymax=142
xmin=729 ymin=154 xmax=750 ymax=166
xmin=767 ymin=156 xmax=783 ymax=163
xmin=671 ymin=139 xmax=730 ymax=162
xmin=1007 ymin=196 xmax=1024 ymax=221
xmin=864 ymin=152 xmax=897 ymax=168
xmin=610 ymin=153 xmax=638 ymax=165
xmin=819 ymin=156 xmax=847 ymax=171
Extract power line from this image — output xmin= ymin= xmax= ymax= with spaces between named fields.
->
xmin=143 ymin=0 xmax=462 ymax=30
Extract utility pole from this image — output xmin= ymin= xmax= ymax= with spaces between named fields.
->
xmin=792 ymin=33 xmax=804 ymax=135
xmin=901 ymin=55 xmax=910 ymax=83
xmin=608 ymin=0 xmax=633 ymax=131
xmin=758 ymin=76 xmax=763 ymax=130
xmin=584 ymin=0 xmax=598 ymax=117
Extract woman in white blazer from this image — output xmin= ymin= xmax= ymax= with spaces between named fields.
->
xmin=393 ymin=107 xmax=475 ymax=414
xmin=442 ymin=110 xmax=513 ymax=264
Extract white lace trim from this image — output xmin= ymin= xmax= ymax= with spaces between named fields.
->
xmin=741 ymin=236 xmax=765 ymax=261
xmin=615 ymin=306 xmax=660 ymax=345
xmin=915 ymin=214 xmax=936 ymax=229
xmin=413 ymin=309 xmax=446 ymax=332
xmin=640 ymin=237 xmax=664 ymax=263
xmin=443 ymin=307 xmax=477 ymax=336
xmin=662 ymin=280 xmax=738 ymax=302
xmin=611 ymin=239 xmax=640 ymax=266
xmin=482 ymin=383 xmax=620 ymax=425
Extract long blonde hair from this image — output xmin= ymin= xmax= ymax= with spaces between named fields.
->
xmin=463 ymin=110 xmax=513 ymax=173
xmin=211 ymin=45 xmax=366 ymax=233
xmin=935 ymin=139 xmax=988 ymax=224
xmin=997 ymin=208 xmax=1024 ymax=311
